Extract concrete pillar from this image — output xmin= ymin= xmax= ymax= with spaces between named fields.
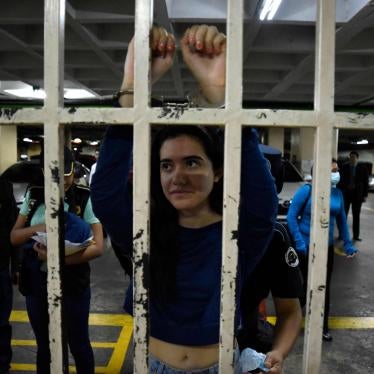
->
xmin=65 ymin=128 xmax=72 ymax=148
xmin=332 ymin=128 xmax=339 ymax=159
xmin=0 ymin=126 xmax=17 ymax=173
xmin=300 ymin=128 xmax=315 ymax=176
xmin=268 ymin=128 xmax=284 ymax=154
xmin=290 ymin=128 xmax=301 ymax=169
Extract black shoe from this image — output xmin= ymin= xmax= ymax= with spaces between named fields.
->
xmin=322 ymin=332 xmax=333 ymax=342
xmin=353 ymin=237 xmax=362 ymax=242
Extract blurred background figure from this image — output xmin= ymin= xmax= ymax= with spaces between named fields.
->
xmin=338 ymin=151 xmax=369 ymax=241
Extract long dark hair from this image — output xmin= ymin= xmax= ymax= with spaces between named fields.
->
xmin=150 ymin=125 xmax=224 ymax=301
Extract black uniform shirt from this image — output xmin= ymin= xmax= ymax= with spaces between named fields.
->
xmin=241 ymin=222 xmax=304 ymax=319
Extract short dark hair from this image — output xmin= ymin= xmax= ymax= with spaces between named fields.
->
xmin=349 ymin=151 xmax=359 ymax=158
xmin=150 ymin=125 xmax=224 ymax=301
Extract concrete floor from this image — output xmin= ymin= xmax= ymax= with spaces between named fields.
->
xmin=282 ymin=192 xmax=374 ymax=373
xmin=9 ymin=193 xmax=374 ymax=373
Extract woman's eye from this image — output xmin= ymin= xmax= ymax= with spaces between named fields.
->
xmin=186 ymin=159 xmax=199 ymax=168
xmin=160 ymin=162 xmax=172 ymax=171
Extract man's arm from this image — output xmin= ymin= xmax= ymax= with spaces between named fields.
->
xmin=264 ymin=298 xmax=302 ymax=374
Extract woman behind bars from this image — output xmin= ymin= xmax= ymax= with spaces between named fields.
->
xmin=91 ymin=25 xmax=278 ymax=373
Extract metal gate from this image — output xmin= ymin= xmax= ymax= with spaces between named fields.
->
xmin=1 ymin=0 xmax=373 ymax=373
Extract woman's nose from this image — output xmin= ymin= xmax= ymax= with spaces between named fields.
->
xmin=172 ymin=166 xmax=187 ymax=185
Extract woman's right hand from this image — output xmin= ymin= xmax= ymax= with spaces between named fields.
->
xmin=121 ymin=26 xmax=175 ymax=90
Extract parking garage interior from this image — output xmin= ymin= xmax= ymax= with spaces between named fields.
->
xmin=1 ymin=1 xmax=374 ymax=373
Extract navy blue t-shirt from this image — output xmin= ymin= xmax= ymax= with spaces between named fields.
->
xmin=91 ymin=127 xmax=277 ymax=346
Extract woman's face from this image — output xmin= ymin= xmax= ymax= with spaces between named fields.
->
xmin=331 ymin=161 xmax=339 ymax=172
xmin=159 ymin=135 xmax=221 ymax=215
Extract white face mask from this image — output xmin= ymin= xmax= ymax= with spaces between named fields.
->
xmin=331 ymin=171 xmax=340 ymax=186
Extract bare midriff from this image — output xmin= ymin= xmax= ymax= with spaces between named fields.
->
xmin=149 ymin=337 xmax=219 ymax=370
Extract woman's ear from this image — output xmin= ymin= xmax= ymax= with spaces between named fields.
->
xmin=214 ymin=168 xmax=223 ymax=183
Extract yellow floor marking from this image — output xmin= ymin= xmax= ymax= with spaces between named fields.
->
xmin=334 ymin=246 xmax=346 ymax=256
xmin=10 ymin=311 xmax=133 ymax=373
xmin=10 ymin=311 xmax=374 ymax=372
xmin=267 ymin=316 xmax=374 ymax=329
xmin=106 ymin=326 xmax=133 ymax=373
xmin=10 ymin=310 xmax=133 ymax=326
xmin=11 ymin=339 xmax=117 ymax=349
xmin=362 ymin=206 xmax=374 ymax=212
xmin=10 ymin=364 xmax=107 ymax=373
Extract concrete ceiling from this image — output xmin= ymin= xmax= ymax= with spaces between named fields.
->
xmin=0 ymin=0 xmax=373 ymax=108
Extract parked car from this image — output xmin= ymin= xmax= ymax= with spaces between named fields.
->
xmin=1 ymin=160 xmax=90 ymax=206
xmin=278 ymin=160 xmax=308 ymax=218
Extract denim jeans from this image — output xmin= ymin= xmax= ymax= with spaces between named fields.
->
xmin=148 ymin=349 xmax=241 ymax=374
xmin=0 ymin=268 xmax=12 ymax=374
xmin=25 ymin=267 xmax=94 ymax=374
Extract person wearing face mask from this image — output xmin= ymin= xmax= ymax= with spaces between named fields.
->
xmin=287 ymin=158 xmax=357 ymax=342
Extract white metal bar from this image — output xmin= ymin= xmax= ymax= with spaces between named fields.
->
xmin=335 ymin=112 xmax=374 ymax=129
xmin=220 ymin=123 xmax=242 ymax=372
xmin=43 ymin=0 xmax=67 ymax=373
xmin=59 ymin=107 xmax=319 ymax=127
xmin=219 ymin=0 xmax=243 ymax=372
xmin=225 ymin=0 xmax=243 ymax=111
xmin=303 ymin=0 xmax=336 ymax=373
xmin=132 ymin=0 xmax=152 ymax=373
xmin=2 ymin=107 xmax=374 ymax=131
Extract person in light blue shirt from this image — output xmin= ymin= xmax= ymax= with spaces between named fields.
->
xmin=287 ymin=158 xmax=357 ymax=342
xmin=10 ymin=147 xmax=104 ymax=374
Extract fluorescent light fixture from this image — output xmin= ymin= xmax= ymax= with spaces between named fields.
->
xmin=20 ymin=154 xmax=28 ymax=160
xmin=88 ymin=140 xmax=99 ymax=146
xmin=64 ymin=89 xmax=95 ymax=99
xmin=72 ymin=138 xmax=82 ymax=144
xmin=23 ymin=137 xmax=33 ymax=143
xmin=5 ymin=87 xmax=46 ymax=99
xmin=259 ymin=0 xmax=282 ymax=21
xmin=356 ymin=139 xmax=368 ymax=145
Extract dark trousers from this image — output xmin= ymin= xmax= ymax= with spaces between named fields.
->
xmin=298 ymin=245 xmax=334 ymax=333
xmin=26 ymin=280 xmax=94 ymax=374
xmin=343 ymin=192 xmax=363 ymax=239
xmin=0 ymin=268 xmax=12 ymax=374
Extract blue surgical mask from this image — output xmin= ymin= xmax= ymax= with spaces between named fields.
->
xmin=331 ymin=171 xmax=340 ymax=186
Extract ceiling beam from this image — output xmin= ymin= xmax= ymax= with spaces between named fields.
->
xmin=66 ymin=1 xmax=122 ymax=80
xmin=262 ymin=4 xmax=374 ymax=100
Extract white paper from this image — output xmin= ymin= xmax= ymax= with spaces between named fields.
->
xmin=31 ymin=232 xmax=94 ymax=256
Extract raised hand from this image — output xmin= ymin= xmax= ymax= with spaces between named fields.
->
xmin=121 ymin=26 xmax=175 ymax=91
xmin=180 ymin=25 xmax=226 ymax=105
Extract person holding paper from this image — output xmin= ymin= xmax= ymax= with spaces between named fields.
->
xmin=10 ymin=146 xmax=103 ymax=374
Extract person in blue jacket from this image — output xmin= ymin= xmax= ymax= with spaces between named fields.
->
xmin=287 ymin=158 xmax=357 ymax=342
xmin=91 ymin=25 xmax=278 ymax=373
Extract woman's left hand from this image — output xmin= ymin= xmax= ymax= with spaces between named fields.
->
xmin=33 ymin=242 xmax=47 ymax=262
xmin=181 ymin=25 xmax=226 ymax=104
